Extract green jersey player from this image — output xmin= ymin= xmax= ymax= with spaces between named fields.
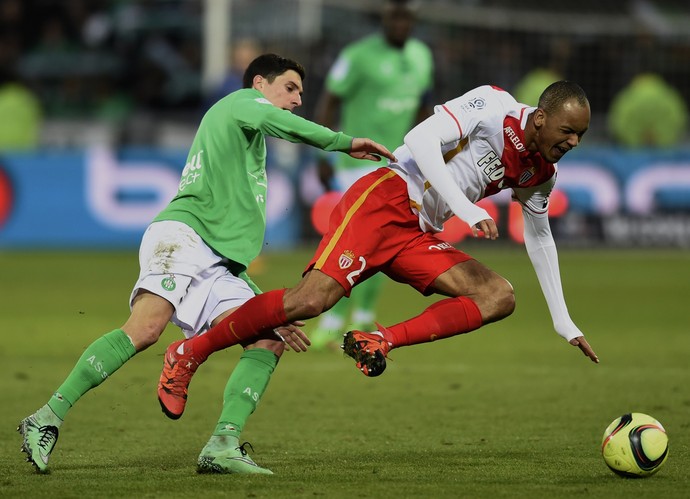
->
xmin=18 ymin=54 xmax=394 ymax=474
xmin=311 ymin=0 xmax=434 ymax=349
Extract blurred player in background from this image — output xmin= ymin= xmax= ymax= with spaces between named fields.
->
xmin=310 ymin=0 xmax=434 ymax=349
xmin=204 ymin=37 xmax=262 ymax=110
xmin=18 ymin=54 xmax=393 ymax=475
xmin=607 ymin=72 xmax=688 ymax=148
xmin=158 ymin=81 xmax=599 ymax=422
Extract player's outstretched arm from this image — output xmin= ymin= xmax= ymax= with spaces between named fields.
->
xmin=521 ymin=206 xmax=599 ymax=364
xmin=569 ymin=336 xmax=599 ymax=363
xmin=348 ymin=138 xmax=396 ymax=162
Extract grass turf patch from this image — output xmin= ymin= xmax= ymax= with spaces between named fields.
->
xmin=2 ymin=247 xmax=689 ymax=498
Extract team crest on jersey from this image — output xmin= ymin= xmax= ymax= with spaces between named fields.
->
xmin=339 ymin=250 xmax=355 ymax=269
xmin=519 ymin=168 xmax=535 ymax=185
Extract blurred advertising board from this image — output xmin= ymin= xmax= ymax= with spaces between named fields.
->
xmin=1 ymin=146 xmax=689 ymax=249
xmin=0 ymin=146 xmax=299 ymax=249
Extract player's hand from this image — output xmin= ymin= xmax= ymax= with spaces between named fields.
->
xmin=472 ymin=219 xmax=499 ymax=240
xmin=349 ymin=138 xmax=397 ymax=163
xmin=569 ymin=336 xmax=599 ymax=363
xmin=274 ymin=321 xmax=310 ymax=352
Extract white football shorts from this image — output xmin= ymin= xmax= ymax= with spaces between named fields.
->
xmin=130 ymin=220 xmax=255 ymax=338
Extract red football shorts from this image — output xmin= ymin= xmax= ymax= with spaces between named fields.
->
xmin=305 ymin=167 xmax=473 ymax=296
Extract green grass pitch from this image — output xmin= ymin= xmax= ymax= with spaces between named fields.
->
xmin=2 ymin=246 xmax=689 ymax=498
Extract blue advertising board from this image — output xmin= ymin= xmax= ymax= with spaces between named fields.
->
xmin=0 ymin=146 xmax=300 ymax=248
xmin=1 ymin=146 xmax=690 ymax=248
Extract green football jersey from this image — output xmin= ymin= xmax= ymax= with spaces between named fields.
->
xmin=326 ymin=34 xmax=433 ymax=170
xmin=155 ymin=88 xmax=353 ymax=273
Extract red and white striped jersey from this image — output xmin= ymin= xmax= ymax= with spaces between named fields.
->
xmin=390 ymin=85 xmax=557 ymax=232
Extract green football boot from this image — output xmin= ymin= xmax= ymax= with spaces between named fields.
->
xmin=197 ymin=435 xmax=273 ymax=474
xmin=18 ymin=405 xmax=62 ymax=473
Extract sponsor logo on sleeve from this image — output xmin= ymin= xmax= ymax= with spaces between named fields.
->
xmin=460 ymin=97 xmax=486 ymax=113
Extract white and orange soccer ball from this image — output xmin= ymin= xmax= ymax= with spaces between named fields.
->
xmin=601 ymin=412 xmax=669 ymax=478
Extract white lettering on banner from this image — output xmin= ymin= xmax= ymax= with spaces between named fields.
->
xmin=625 ymin=163 xmax=690 ymax=214
xmin=603 ymin=215 xmax=690 ymax=246
xmin=555 ymin=162 xmax=620 ymax=215
xmin=86 ymin=146 xmax=180 ymax=229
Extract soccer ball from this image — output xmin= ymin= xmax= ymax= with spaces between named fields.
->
xmin=601 ymin=412 xmax=669 ymax=478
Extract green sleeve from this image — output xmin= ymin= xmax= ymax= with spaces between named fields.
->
xmin=233 ymin=96 xmax=353 ymax=151
xmin=326 ymin=47 xmax=360 ymax=97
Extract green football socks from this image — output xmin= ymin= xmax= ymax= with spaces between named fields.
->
xmin=47 ymin=329 xmax=136 ymax=420
xmin=213 ymin=348 xmax=278 ymax=437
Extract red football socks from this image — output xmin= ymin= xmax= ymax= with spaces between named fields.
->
xmin=385 ymin=296 xmax=483 ymax=347
xmin=189 ymin=288 xmax=288 ymax=362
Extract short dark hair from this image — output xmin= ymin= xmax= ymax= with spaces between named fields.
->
xmin=383 ymin=0 xmax=418 ymax=16
xmin=386 ymin=0 xmax=417 ymax=9
xmin=538 ymin=81 xmax=589 ymax=113
xmin=242 ymin=53 xmax=306 ymax=89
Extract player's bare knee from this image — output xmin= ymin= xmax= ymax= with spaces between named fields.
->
xmin=284 ymin=288 xmax=328 ymax=320
xmin=476 ymin=277 xmax=515 ymax=323
xmin=245 ymin=338 xmax=285 ymax=357
xmin=124 ymin=323 xmax=164 ymax=350
xmin=496 ymin=278 xmax=516 ymax=319
xmin=296 ymin=294 xmax=329 ymax=319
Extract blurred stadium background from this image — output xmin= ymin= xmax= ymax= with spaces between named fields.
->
xmin=1 ymin=0 xmax=690 ymax=250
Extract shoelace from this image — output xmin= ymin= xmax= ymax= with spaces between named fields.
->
xmin=163 ymin=361 xmax=193 ymax=389
xmin=37 ymin=425 xmax=58 ymax=450
xmin=237 ymin=441 xmax=255 ymax=457
xmin=166 ymin=352 xmax=198 ymax=381
xmin=360 ymin=335 xmax=388 ymax=354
